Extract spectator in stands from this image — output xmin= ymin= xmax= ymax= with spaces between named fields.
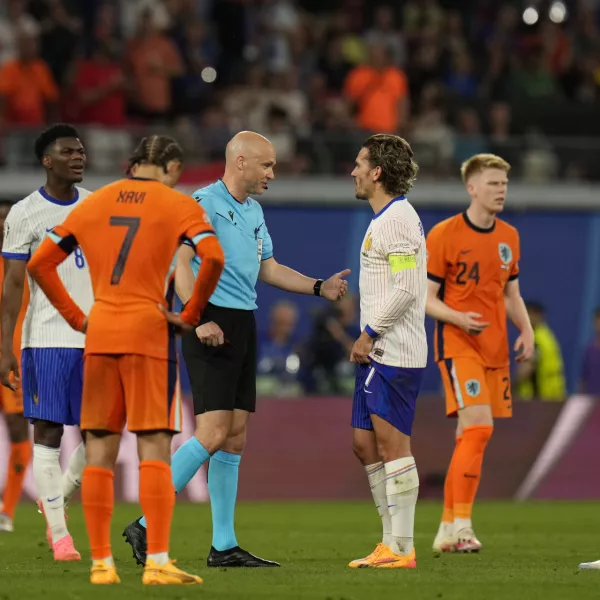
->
xmin=70 ymin=41 xmax=126 ymax=128
xmin=35 ymin=0 xmax=82 ymax=88
xmin=0 ymin=0 xmax=40 ymax=65
xmin=579 ymin=307 xmax=600 ymax=396
xmin=515 ymin=301 xmax=566 ymax=401
xmin=125 ymin=8 xmax=183 ymax=123
xmin=445 ymin=51 xmax=478 ymax=99
xmin=299 ymin=294 xmax=359 ymax=395
xmin=0 ymin=30 xmax=58 ymax=167
xmin=344 ymin=42 xmax=409 ymax=133
xmin=364 ymin=5 xmax=406 ymax=67
xmin=453 ymin=107 xmax=489 ymax=166
xmin=68 ymin=40 xmax=129 ymax=172
xmin=257 ymin=300 xmax=301 ymax=397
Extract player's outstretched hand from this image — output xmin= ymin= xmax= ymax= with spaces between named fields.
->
xmin=514 ymin=328 xmax=535 ymax=362
xmin=457 ymin=311 xmax=489 ymax=336
xmin=320 ymin=269 xmax=351 ymax=301
xmin=158 ymin=304 xmax=196 ymax=334
xmin=350 ymin=331 xmax=374 ymax=364
xmin=196 ymin=321 xmax=225 ymax=347
xmin=0 ymin=351 xmax=20 ymax=391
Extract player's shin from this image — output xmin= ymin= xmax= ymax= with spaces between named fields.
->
xmin=1 ymin=440 xmax=32 ymax=520
xmin=453 ymin=425 xmax=493 ymax=531
xmin=365 ymin=462 xmax=392 ymax=547
xmin=33 ymin=444 xmax=68 ymax=542
xmin=208 ymin=450 xmax=241 ymax=551
xmin=139 ymin=437 xmax=209 ymax=529
xmin=139 ymin=461 xmax=175 ymax=566
xmin=62 ymin=441 xmax=86 ymax=504
xmin=384 ymin=457 xmax=419 ymax=556
xmin=82 ymin=466 xmax=114 ymax=565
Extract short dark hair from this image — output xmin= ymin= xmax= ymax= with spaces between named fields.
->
xmin=526 ymin=301 xmax=545 ymax=315
xmin=34 ymin=124 xmax=81 ymax=163
xmin=128 ymin=135 xmax=184 ymax=174
xmin=362 ymin=134 xmax=419 ymax=197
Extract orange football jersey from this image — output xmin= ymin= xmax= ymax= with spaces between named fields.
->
xmin=32 ymin=178 xmax=216 ymax=360
xmin=426 ymin=212 xmax=520 ymax=368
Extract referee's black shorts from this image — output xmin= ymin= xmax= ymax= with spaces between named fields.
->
xmin=181 ymin=303 xmax=257 ymax=415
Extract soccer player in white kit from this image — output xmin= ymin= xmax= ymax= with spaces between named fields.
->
xmin=0 ymin=125 xmax=93 ymax=561
xmin=347 ymin=134 xmax=427 ymax=569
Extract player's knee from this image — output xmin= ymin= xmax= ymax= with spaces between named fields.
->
xmin=5 ymin=414 xmax=29 ymax=443
xmin=222 ymin=431 xmax=246 ymax=454
xmin=376 ymin=438 xmax=412 ymax=464
xmin=87 ymin=431 xmax=121 ymax=469
xmin=195 ymin=426 xmax=229 ymax=454
xmin=458 ymin=405 xmax=493 ymax=429
xmin=352 ymin=433 xmax=379 ymax=465
xmin=33 ymin=420 xmax=63 ymax=448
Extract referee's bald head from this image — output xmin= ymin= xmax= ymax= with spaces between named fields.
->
xmin=224 ymin=132 xmax=276 ymax=196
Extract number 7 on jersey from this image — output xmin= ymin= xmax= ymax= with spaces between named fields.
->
xmin=109 ymin=216 xmax=140 ymax=285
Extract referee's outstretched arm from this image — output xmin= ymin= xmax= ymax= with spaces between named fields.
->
xmin=259 ymin=257 xmax=350 ymax=302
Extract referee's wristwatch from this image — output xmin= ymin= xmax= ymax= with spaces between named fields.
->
xmin=313 ymin=279 xmax=324 ymax=297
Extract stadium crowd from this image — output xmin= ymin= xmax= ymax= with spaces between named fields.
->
xmin=1 ymin=0 xmax=600 ymax=177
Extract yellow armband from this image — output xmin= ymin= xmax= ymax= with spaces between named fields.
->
xmin=388 ymin=254 xmax=416 ymax=273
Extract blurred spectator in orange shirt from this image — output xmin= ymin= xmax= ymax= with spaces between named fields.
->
xmin=344 ymin=42 xmax=408 ymax=133
xmin=0 ymin=31 xmax=58 ymax=126
xmin=125 ymin=9 xmax=183 ymax=122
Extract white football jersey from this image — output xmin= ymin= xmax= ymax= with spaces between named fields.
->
xmin=2 ymin=187 xmax=93 ymax=348
xmin=359 ymin=197 xmax=428 ymax=368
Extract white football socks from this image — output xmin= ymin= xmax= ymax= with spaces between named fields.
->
xmin=365 ymin=462 xmax=392 ymax=547
xmin=62 ymin=442 xmax=86 ymax=504
xmin=147 ymin=552 xmax=169 ymax=566
xmin=384 ymin=456 xmax=419 ymax=556
xmin=33 ymin=444 xmax=68 ymax=543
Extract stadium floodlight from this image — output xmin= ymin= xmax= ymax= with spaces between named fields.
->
xmin=201 ymin=66 xmax=218 ymax=83
xmin=549 ymin=1 xmax=567 ymax=23
xmin=522 ymin=6 xmax=539 ymax=25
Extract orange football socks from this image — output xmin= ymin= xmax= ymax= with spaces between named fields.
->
xmin=139 ymin=461 xmax=174 ymax=557
xmin=1 ymin=441 xmax=32 ymax=519
xmin=82 ymin=466 xmax=114 ymax=560
xmin=453 ymin=425 xmax=493 ymax=520
xmin=441 ymin=436 xmax=462 ymax=524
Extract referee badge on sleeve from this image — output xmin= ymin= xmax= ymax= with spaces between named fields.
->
xmin=257 ymin=237 xmax=263 ymax=263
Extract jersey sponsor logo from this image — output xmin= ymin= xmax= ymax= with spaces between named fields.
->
xmin=499 ymin=243 xmax=512 ymax=265
xmin=465 ymin=379 xmax=481 ymax=397
xmin=388 ymin=240 xmax=412 ymax=254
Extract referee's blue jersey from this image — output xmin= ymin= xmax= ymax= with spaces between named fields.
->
xmin=187 ymin=180 xmax=274 ymax=310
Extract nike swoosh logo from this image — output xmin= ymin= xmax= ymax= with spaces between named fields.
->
xmin=364 ymin=389 xmax=372 ymax=394
xmin=46 ymin=227 xmax=54 ymax=232
xmin=47 ymin=496 xmax=60 ymax=502
xmin=460 ymin=249 xmax=472 ymax=255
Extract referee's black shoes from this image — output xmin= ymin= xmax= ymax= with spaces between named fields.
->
xmin=207 ymin=546 xmax=280 ymax=568
xmin=122 ymin=518 xmax=147 ymax=566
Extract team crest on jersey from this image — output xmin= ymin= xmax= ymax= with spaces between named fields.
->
xmin=498 ymin=243 xmax=512 ymax=265
xmin=362 ymin=232 xmax=372 ymax=257
xmin=465 ymin=379 xmax=481 ymax=398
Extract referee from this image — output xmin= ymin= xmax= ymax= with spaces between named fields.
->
xmin=124 ymin=131 xmax=350 ymax=568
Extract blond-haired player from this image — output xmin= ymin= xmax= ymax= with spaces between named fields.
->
xmin=426 ymin=154 xmax=534 ymax=553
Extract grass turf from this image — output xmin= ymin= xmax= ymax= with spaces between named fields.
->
xmin=0 ymin=500 xmax=599 ymax=599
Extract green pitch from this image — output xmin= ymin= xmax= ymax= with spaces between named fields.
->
xmin=1 ymin=500 xmax=599 ymax=599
